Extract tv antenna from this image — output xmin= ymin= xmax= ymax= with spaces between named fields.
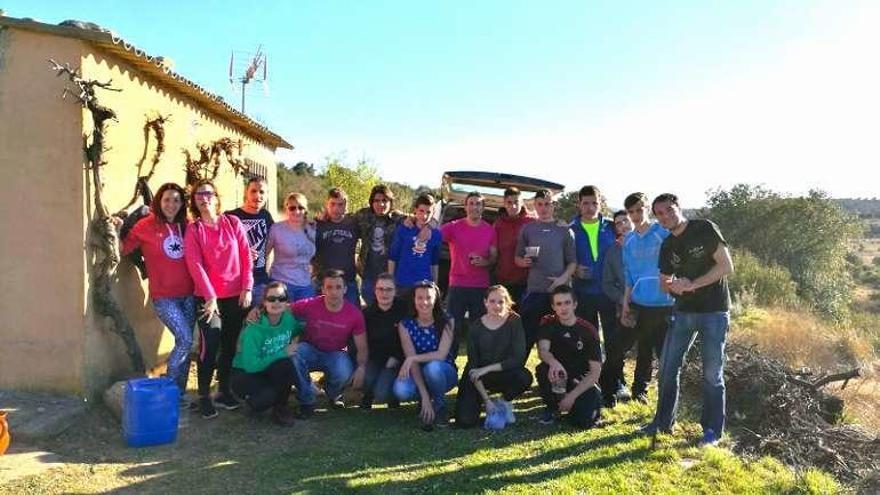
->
xmin=228 ymin=45 xmax=268 ymax=114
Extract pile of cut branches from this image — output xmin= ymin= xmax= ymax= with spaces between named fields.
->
xmin=682 ymin=342 xmax=879 ymax=490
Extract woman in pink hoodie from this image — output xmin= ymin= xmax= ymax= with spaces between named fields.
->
xmin=121 ymin=182 xmax=195 ymax=400
xmin=185 ymin=179 xmax=254 ymax=419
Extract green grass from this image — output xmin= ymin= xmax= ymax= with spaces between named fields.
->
xmin=3 ymin=357 xmax=842 ymax=494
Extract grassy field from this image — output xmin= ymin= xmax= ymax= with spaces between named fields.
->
xmin=2 ymin=355 xmax=840 ymax=495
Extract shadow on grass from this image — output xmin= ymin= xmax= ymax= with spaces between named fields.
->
xmin=21 ymin=391 xmax=658 ymax=494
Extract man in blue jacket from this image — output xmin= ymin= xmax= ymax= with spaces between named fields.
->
xmin=599 ymin=192 xmax=674 ymax=407
xmin=569 ymin=185 xmax=624 ymax=396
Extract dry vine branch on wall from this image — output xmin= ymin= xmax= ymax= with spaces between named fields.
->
xmin=122 ymin=114 xmax=170 ymax=210
xmin=48 ymin=59 xmax=146 ymax=373
xmin=183 ymin=137 xmax=249 ymax=187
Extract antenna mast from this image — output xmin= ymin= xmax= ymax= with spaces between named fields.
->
xmin=228 ymin=45 xmax=268 ymax=114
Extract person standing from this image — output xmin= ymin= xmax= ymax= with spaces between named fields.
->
xmin=266 ymin=192 xmax=317 ymax=302
xmin=515 ymin=189 xmax=577 ymax=349
xmin=184 ymin=179 xmax=254 ymax=418
xmin=354 ymin=184 xmax=407 ymax=306
xmin=641 ymin=193 xmax=734 ymax=448
xmin=119 ymin=182 xmax=195 ymax=402
xmin=600 ymin=193 xmax=673 ymax=406
xmin=226 ymin=177 xmax=274 ymax=305
xmin=314 ymin=188 xmax=361 ymax=305
xmin=388 ymin=193 xmax=442 ymax=301
xmin=570 ymin=185 xmax=623 ymax=396
xmin=494 ymin=187 xmax=534 ymax=306
xmin=440 ymin=191 xmax=497 ymax=352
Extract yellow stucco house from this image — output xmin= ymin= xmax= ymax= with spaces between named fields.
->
xmin=0 ymin=15 xmax=292 ymax=396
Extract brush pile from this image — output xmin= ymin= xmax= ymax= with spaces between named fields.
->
xmin=682 ymin=342 xmax=880 ymax=491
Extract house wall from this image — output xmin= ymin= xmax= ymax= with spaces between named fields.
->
xmin=0 ymin=26 xmax=280 ymax=396
xmin=0 ymin=27 xmax=88 ymax=393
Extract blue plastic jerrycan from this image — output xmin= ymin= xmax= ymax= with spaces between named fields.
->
xmin=123 ymin=377 xmax=180 ymax=447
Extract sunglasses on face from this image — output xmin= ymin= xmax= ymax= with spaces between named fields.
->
xmin=376 ymin=287 xmax=395 ymax=293
xmin=194 ymin=191 xmax=216 ymax=198
xmin=265 ymin=294 xmax=289 ymax=303
xmin=287 ymin=205 xmax=307 ymax=212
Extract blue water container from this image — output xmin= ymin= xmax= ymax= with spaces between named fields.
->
xmin=123 ymin=377 xmax=180 ymax=447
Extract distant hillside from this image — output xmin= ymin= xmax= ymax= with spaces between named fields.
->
xmin=836 ymin=198 xmax=880 ymax=217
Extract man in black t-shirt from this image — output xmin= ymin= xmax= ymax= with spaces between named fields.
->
xmin=641 ymin=193 xmax=734 ymax=448
xmin=226 ymin=177 xmax=274 ymax=305
xmin=535 ymin=285 xmax=603 ymax=428
xmin=358 ymin=273 xmax=407 ymax=409
xmin=315 ymin=188 xmax=361 ymax=305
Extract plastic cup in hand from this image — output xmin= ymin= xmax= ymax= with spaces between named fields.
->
xmin=524 ymin=245 xmax=540 ymax=261
xmin=551 ymin=377 xmax=566 ymax=395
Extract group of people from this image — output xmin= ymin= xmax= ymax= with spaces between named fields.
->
xmin=120 ymin=177 xmax=733 ymax=445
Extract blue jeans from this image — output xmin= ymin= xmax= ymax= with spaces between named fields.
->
xmin=363 ymin=360 xmax=399 ymax=403
xmin=152 ymin=296 xmax=196 ymax=394
xmin=652 ymin=311 xmax=729 ymax=435
xmin=393 ymin=360 xmax=457 ymax=412
xmin=284 ymin=282 xmax=316 ymax=303
xmin=447 ymin=286 xmax=487 ymax=356
xmin=251 ymin=282 xmax=268 ymax=309
xmin=361 ymin=277 xmax=377 ymax=306
xmin=291 ymin=342 xmax=354 ymax=406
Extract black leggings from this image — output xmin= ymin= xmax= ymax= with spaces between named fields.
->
xmin=536 ymin=362 xmax=601 ymax=428
xmin=196 ymin=296 xmax=245 ymax=397
xmin=231 ymin=359 xmax=296 ymax=412
xmin=454 ymin=367 xmax=533 ymax=428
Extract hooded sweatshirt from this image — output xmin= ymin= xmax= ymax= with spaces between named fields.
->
xmin=121 ymin=213 xmax=194 ymax=299
xmin=185 ymin=214 xmax=254 ymax=299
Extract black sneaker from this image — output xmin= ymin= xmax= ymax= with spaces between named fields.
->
xmin=297 ymin=404 xmax=315 ymax=419
xmin=199 ymin=397 xmax=218 ymax=419
xmin=214 ymin=393 xmax=241 ymax=411
xmin=538 ymin=408 xmax=557 ymax=425
xmin=359 ymin=396 xmax=374 ymax=411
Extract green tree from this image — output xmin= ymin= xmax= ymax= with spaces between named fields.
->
xmin=706 ymin=184 xmax=862 ymax=321
xmin=323 ymin=156 xmax=381 ymax=212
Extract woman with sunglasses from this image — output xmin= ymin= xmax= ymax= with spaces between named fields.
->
xmin=184 ymin=179 xmax=254 ymax=419
xmin=119 ymin=182 xmax=195 ymax=401
xmin=265 ymin=192 xmax=317 ymax=303
xmin=454 ymin=285 xmax=533 ymax=428
xmin=393 ymin=281 xmax=457 ymax=430
xmin=231 ymin=282 xmax=303 ymax=426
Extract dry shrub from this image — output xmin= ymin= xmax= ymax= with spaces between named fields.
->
xmin=732 ymin=307 xmax=864 ymax=369
xmin=732 ymin=306 xmax=880 ymax=432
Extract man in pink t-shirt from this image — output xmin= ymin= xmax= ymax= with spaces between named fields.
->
xmin=439 ymin=191 xmax=498 ymax=354
xmin=290 ymin=270 xmax=368 ymax=416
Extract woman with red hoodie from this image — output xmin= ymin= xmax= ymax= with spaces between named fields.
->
xmin=120 ymin=182 xmax=195 ymax=401
xmin=185 ymin=179 xmax=253 ymax=419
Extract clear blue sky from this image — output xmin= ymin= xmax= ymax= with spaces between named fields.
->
xmin=5 ymin=1 xmax=878 ymax=207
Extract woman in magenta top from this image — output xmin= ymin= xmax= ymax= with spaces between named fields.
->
xmin=184 ymin=179 xmax=254 ymax=419
xmin=121 ymin=182 xmax=195 ymax=399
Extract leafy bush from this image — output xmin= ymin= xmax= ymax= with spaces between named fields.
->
xmin=730 ymin=249 xmax=800 ymax=308
xmin=706 ymin=184 xmax=861 ymax=321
